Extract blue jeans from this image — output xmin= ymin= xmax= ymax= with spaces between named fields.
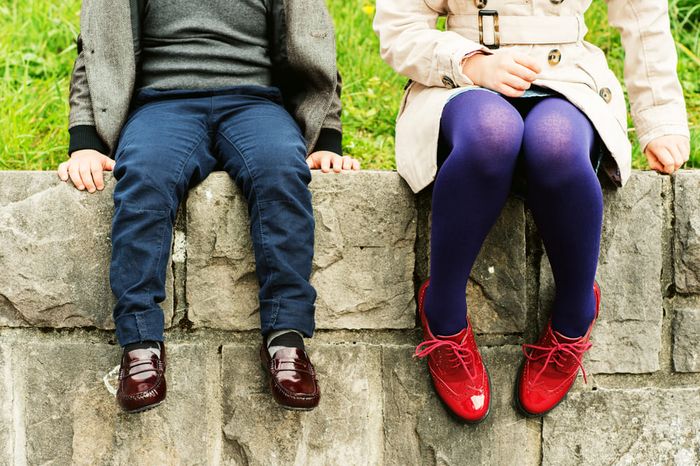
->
xmin=110 ymin=86 xmax=316 ymax=346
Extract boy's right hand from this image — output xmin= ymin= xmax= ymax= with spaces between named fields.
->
xmin=58 ymin=149 xmax=116 ymax=193
xmin=462 ymin=51 xmax=542 ymax=98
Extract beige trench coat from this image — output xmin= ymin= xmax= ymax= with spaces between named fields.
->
xmin=374 ymin=0 xmax=690 ymax=193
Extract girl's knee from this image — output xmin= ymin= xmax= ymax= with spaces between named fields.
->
xmin=522 ymin=99 xmax=595 ymax=176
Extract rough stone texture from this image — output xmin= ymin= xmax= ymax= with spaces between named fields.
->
xmin=539 ymin=172 xmax=665 ymax=374
xmin=172 ymin=209 xmax=188 ymax=325
xmin=0 ymin=344 xmax=12 ymax=466
xmin=543 ymin=388 xmax=700 ymax=466
xmin=674 ymin=171 xmax=700 ymax=293
xmin=415 ymin=193 xmax=527 ymax=334
xmin=221 ymin=342 xmax=383 ymax=465
xmin=0 ymin=172 xmax=174 ymax=329
xmin=10 ymin=340 xmax=220 ymax=465
xmin=382 ymin=344 xmax=540 ymax=465
xmin=673 ymin=308 xmax=700 ymax=372
xmin=186 ymin=172 xmax=417 ymax=330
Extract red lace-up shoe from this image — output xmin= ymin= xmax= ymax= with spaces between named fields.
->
xmin=414 ymin=279 xmax=491 ymax=423
xmin=516 ymin=281 xmax=601 ymax=417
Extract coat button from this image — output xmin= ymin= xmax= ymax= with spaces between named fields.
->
xmin=547 ymin=49 xmax=562 ymax=65
xmin=474 ymin=0 xmax=487 ymax=8
xmin=599 ymin=87 xmax=612 ymax=103
xmin=442 ymin=75 xmax=456 ymax=88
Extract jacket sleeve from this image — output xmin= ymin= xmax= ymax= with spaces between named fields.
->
xmin=373 ymin=0 xmax=489 ymax=88
xmin=68 ymin=35 xmax=108 ymax=155
xmin=312 ymin=71 xmax=343 ymax=155
xmin=606 ymin=0 xmax=690 ymax=150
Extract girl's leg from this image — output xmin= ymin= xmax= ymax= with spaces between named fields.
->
xmin=424 ymin=90 xmax=524 ymax=336
xmin=521 ymin=97 xmax=603 ymax=337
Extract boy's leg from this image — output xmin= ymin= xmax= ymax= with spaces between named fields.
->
xmin=213 ymin=91 xmax=316 ymax=339
xmin=111 ymin=95 xmax=217 ymax=347
xmin=213 ymin=89 xmax=319 ymax=410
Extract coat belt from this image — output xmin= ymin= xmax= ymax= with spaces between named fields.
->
xmin=447 ymin=13 xmax=587 ymax=48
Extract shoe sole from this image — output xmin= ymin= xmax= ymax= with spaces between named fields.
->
xmin=429 ymin=364 xmax=493 ymax=425
xmin=280 ymin=405 xmax=316 ymax=412
xmin=121 ymin=400 xmax=164 ymax=415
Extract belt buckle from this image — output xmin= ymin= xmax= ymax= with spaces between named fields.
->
xmin=478 ymin=10 xmax=500 ymax=50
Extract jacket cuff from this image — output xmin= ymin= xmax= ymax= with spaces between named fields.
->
xmin=312 ymin=128 xmax=342 ymax=155
xmin=68 ymin=125 xmax=109 ymax=156
xmin=634 ymin=103 xmax=690 ymax=151
xmin=451 ymin=48 xmax=492 ymax=88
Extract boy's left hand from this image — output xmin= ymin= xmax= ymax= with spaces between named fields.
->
xmin=644 ymin=135 xmax=690 ymax=174
xmin=306 ymin=151 xmax=361 ymax=173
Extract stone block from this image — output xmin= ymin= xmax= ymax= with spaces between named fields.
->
xmin=673 ymin=308 xmax=700 ymax=372
xmin=415 ymin=196 xmax=527 ymax=334
xmin=0 ymin=172 xmax=174 ymax=329
xmin=0 ymin=344 xmax=12 ymax=465
xmin=10 ymin=340 xmax=220 ymax=464
xmin=220 ymin=342 xmax=384 ymax=465
xmin=674 ymin=171 xmax=700 ymax=293
xmin=539 ymin=172 xmax=664 ymax=373
xmin=186 ymin=172 xmax=417 ymax=330
xmin=543 ymin=387 xmax=700 ymax=465
xmin=382 ymin=344 xmax=540 ymax=465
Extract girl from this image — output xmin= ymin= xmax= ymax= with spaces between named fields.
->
xmin=374 ymin=0 xmax=690 ymax=422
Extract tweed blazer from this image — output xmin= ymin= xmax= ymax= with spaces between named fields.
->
xmin=68 ymin=0 xmax=342 ymax=156
xmin=375 ymin=0 xmax=690 ymax=192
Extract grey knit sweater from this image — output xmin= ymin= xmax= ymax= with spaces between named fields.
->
xmin=136 ymin=0 xmax=273 ymax=90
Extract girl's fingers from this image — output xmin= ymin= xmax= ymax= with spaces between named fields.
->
xmin=646 ymin=153 xmax=664 ymax=173
xmin=68 ymin=162 xmax=85 ymax=190
xmin=91 ymin=160 xmax=105 ymax=191
xmin=654 ymin=146 xmax=676 ymax=174
xmin=512 ymin=54 xmax=542 ymax=74
xmin=341 ymin=156 xmax=354 ymax=171
xmin=503 ymin=74 xmax=531 ymax=92
xmin=332 ymin=154 xmax=343 ymax=173
xmin=352 ymin=159 xmax=361 ymax=171
xmin=58 ymin=162 xmax=70 ymax=181
xmin=508 ymin=62 xmax=538 ymax=82
xmin=677 ymin=140 xmax=690 ymax=163
xmin=497 ymin=83 xmax=525 ymax=98
xmin=79 ymin=163 xmax=97 ymax=193
xmin=306 ymin=156 xmax=315 ymax=169
xmin=667 ymin=143 xmax=685 ymax=171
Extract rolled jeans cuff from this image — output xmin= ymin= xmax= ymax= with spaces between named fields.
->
xmin=259 ymin=297 xmax=316 ymax=338
xmin=114 ymin=308 xmax=165 ymax=347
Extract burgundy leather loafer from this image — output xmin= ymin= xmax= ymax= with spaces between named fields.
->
xmin=260 ymin=345 xmax=320 ymax=411
xmin=117 ymin=343 xmax=167 ymax=413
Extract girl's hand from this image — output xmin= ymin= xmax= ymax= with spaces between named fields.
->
xmin=58 ymin=149 xmax=116 ymax=193
xmin=644 ymin=135 xmax=690 ymax=174
xmin=306 ymin=151 xmax=361 ymax=173
xmin=462 ymin=51 xmax=542 ymax=98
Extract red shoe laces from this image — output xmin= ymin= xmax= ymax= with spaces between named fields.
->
xmin=522 ymin=336 xmax=592 ymax=385
xmin=415 ymin=338 xmax=478 ymax=382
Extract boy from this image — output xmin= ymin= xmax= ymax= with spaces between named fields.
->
xmin=58 ymin=0 xmax=359 ymax=413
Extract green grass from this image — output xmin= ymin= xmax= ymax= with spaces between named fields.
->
xmin=1 ymin=0 xmax=698 ymax=170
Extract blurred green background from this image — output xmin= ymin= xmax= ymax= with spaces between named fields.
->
xmin=0 ymin=0 xmax=698 ymax=170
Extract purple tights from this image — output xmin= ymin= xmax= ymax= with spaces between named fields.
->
xmin=424 ymin=90 xmax=603 ymax=338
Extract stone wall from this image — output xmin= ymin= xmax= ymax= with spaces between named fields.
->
xmin=0 ymin=170 xmax=699 ymax=465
